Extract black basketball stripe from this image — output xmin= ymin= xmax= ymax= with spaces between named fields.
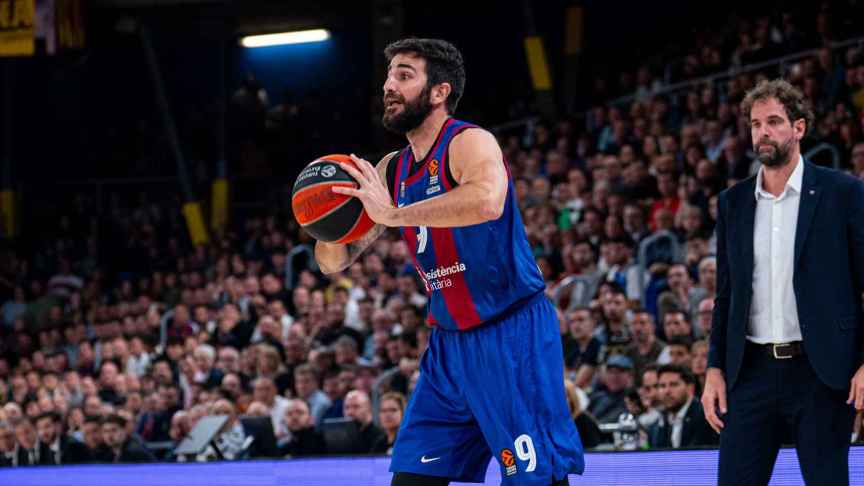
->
xmin=292 ymin=179 xmax=357 ymax=196
xmin=303 ymin=197 xmax=364 ymax=242
xmin=334 ymin=204 xmax=372 ymax=243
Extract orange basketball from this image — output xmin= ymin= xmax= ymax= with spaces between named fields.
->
xmin=291 ymin=154 xmax=376 ymax=244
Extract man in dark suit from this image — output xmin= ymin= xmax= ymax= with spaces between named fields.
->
xmin=703 ymin=78 xmax=864 ymax=486
xmin=13 ymin=418 xmax=40 ymax=467
xmin=279 ymin=398 xmax=326 ymax=457
xmin=102 ymin=414 xmax=156 ymax=463
xmin=648 ymin=364 xmax=718 ymax=448
xmin=34 ymin=412 xmax=89 ymax=465
xmin=0 ymin=423 xmax=16 ymax=466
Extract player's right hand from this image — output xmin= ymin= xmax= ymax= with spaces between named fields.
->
xmin=701 ymin=367 xmax=727 ymax=433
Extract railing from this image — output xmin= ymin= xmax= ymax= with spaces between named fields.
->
xmin=605 ymin=34 xmax=864 ymax=108
xmin=804 ymin=142 xmax=842 ymax=170
xmin=487 ymin=34 xmax=864 ymax=138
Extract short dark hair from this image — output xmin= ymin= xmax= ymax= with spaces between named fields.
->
xmin=101 ymin=414 xmax=127 ymax=428
xmin=83 ymin=415 xmax=103 ymax=425
xmin=384 ymin=38 xmax=466 ymax=113
xmin=398 ymin=330 xmax=418 ymax=349
xmin=741 ymin=79 xmax=814 ymax=136
xmin=664 ymin=308 xmax=691 ymax=324
xmin=657 ymin=363 xmax=696 ymax=386
xmin=35 ymin=411 xmax=61 ymax=424
xmin=667 ymin=335 xmax=694 ymax=349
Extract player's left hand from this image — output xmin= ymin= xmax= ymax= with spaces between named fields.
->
xmin=848 ymin=364 xmax=864 ymax=410
xmin=332 ymin=154 xmax=399 ymax=227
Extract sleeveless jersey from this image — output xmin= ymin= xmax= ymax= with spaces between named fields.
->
xmin=389 ymin=117 xmax=544 ymax=331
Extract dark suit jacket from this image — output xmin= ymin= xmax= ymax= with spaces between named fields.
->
xmin=15 ymin=447 xmax=40 ymax=466
xmin=280 ymin=426 xmax=326 ymax=457
xmin=111 ymin=438 xmax=156 ymax=463
xmin=709 ymin=161 xmax=864 ymax=390
xmin=36 ymin=437 xmax=90 ymax=465
xmin=647 ymin=399 xmax=719 ymax=448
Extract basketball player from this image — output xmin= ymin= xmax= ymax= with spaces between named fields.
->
xmin=315 ymin=38 xmax=584 ymax=485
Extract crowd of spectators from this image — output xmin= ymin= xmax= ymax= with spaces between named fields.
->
xmin=3 ymin=3 xmax=864 ymax=468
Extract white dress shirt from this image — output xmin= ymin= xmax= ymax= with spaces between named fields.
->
xmin=748 ymin=156 xmax=804 ymax=344
xmin=669 ymin=397 xmax=694 ymax=449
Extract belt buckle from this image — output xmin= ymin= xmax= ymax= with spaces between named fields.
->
xmin=772 ymin=343 xmax=793 ymax=359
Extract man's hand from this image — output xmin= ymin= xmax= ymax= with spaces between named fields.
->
xmin=332 ymin=154 xmax=399 ymax=227
xmin=701 ymin=367 xmax=727 ymax=433
xmin=847 ymin=364 xmax=864 ymax=410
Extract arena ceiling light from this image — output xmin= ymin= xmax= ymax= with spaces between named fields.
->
xmin=240 ymin=29 xmax=331 ymax=48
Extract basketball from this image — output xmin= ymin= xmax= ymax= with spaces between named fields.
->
xmin=291 ymin=154 xmax=376 ymax=244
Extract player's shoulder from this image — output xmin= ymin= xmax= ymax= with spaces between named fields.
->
xmin=449 ymin=121 xmax=499 ymax=152
xmin=451 ymin=120 xmax=493 ymax=140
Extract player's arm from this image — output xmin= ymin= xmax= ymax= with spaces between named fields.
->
xmin=391 ymin=128 xmax=507 ymax=227
xmin=314 ymin=151 xmax=398 ymax=275
xmin=335 ymin=128 xmax=508 ymax=228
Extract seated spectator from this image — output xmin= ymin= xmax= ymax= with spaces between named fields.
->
xmin=35 ymin=411 xmax=88 ymax=465
xmin=564 ymin=380 xmax=605 ymax=449
xmin=293 ymin=364 xmax=331 ymax=427
xmin=657 ymin=264 xmax=707 ymax=327
xmin=695 ymin=256 xmax=716 ymax=300
xmin=657 ymin=310 xmax=694 ymax=364
xmin=78 ymin=415 xmax=111 ymax=463
xmin=168 ymin=410 xmax=190 ymax=443
xmin=690 ymin=340 xmax=709 ymax=390
xmin=695 ymin=297 xmax=714 ymax=338
xmin=666 ymin=336 xmax=694 ymax=368
xmin=625 ymin=309 xmax=665 ymax=377
xmin=192 ymin=344 xmax=224 ymax=390
xmin=251 ymin=377 xmax=290 ymax=438
xmin=647 ymin=364 xmax=718 ymax=449
xmin=635 ymin=365 xmax=662 ymax=430
xmin=0 ymin=422 xmax=15 ymax=466
xmin=279 ymin=399 xmax=325 ymax=457
xmin=342 ymin=390 xmax=385 ymax=454
xmin=588 ymin=355 xmax=635 ymax=424
xmin=561 ymin=307 xmax=601 ymax=389
xmin=254 ymin=344 xmax=291 ymax=395
xmin=372 ymin=392 xmax=406 ymax=455
xmin=14 ymin=418 xmax=41 ymax=466
xmin=101 ymin=414 xmax=156 ymax=463
xmin=320 ymin=368 xmax=347 ymax=421
xmin=595 ymin=287 xmax=632 ymax=358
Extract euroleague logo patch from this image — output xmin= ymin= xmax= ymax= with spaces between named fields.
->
xmin=428 ymin=159 xmax=439 ymax=176
xmin=321 ymin=165 xmax=337 ymax=178
xmin=500 ymin=448 xmax=517 ymax=476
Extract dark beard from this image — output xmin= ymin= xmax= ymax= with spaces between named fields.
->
xmin=382 ymin=85 xmax=433 ymax=135
xmin=755 ymin=137 xmax=794 ymax=168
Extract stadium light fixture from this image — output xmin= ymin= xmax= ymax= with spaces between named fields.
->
xmin=240 ymin=29 xmax=330 ymax=48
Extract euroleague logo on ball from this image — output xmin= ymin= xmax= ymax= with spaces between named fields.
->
xmin=321 ymin=165 xmax=337 ymax=178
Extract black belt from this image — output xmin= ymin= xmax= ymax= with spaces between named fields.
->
xmin=748 ymin=341 xmax=804 ymax=359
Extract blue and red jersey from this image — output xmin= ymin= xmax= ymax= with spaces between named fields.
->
xmin=388 ymin=117 xmax=544 ymax=331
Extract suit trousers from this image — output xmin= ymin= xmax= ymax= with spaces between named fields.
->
xmin=718 ymin=341 xmax=856 ymax=485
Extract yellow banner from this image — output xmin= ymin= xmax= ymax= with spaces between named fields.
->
xmin=0 ymin=0 xmax=35 ymax=57
xmin=183 ymin=201 xmax=210 ymax=246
